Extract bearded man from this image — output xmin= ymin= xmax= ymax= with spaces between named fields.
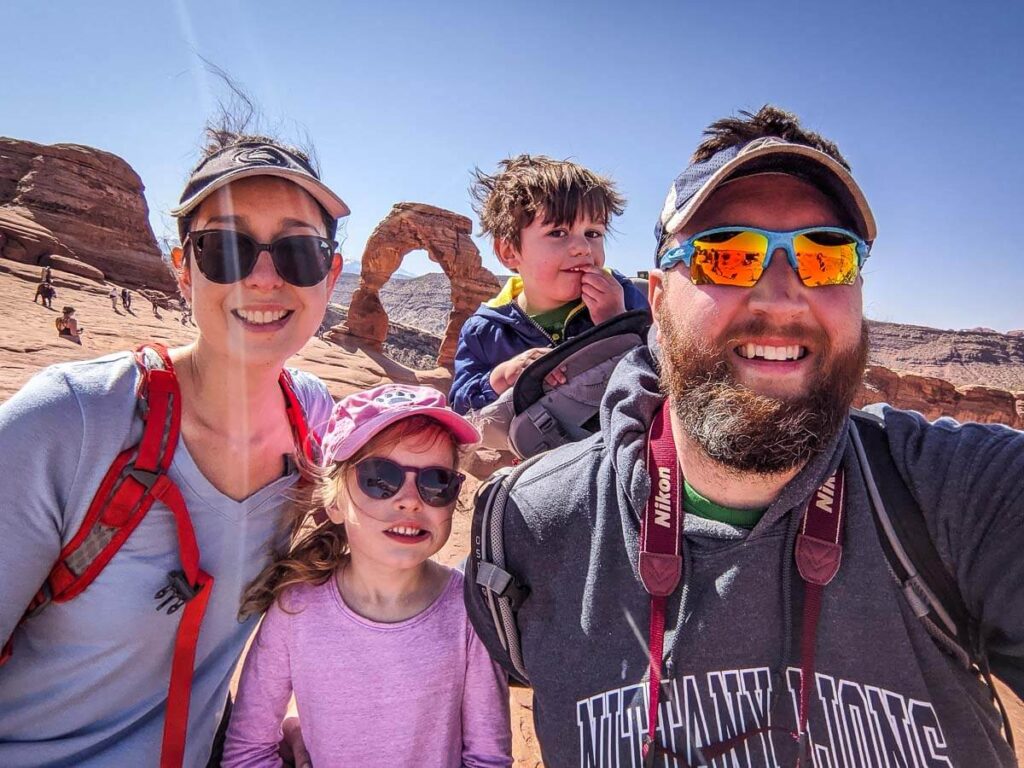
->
xmin=465 ymin=106 xmax=1024 ymax=767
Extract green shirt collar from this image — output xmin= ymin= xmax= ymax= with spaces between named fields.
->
xmin=683 ymin=480 xmax=766 ymax=528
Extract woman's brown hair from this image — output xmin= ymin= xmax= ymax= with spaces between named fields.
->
xmin=239 ymin=415 xmax=460 ymax=618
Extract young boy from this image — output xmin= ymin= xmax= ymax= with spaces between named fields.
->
xmin=450 ymin=155 xmax=649 ymax=415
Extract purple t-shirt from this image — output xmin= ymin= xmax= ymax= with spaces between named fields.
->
xmin=223 ymin=568 xmax=511 ymax=767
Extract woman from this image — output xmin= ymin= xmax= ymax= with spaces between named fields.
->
xmin=55 ymin=305 xmax=81 ymax=341
xmin=0 ymin=128 xmax=346 ymax=767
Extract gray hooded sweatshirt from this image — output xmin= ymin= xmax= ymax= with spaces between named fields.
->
xmin=465 ymin=342 xmax=1024 ymax=767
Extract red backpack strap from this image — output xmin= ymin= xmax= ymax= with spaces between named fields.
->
xmin=278 ymin=368 xmax=320 ymax=463
xmin=0 ymin=344 xmax=213 ymax=768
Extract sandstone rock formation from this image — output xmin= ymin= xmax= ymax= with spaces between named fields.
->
xmin=0 ymin=137 xmax=174 ymax=291
xmin=336 ymin=203 xmax=501 ymax=368
xmin=868 ymin=321 xmax=1024 ymax=391
xmin=857 ymin=365 xmax=1024 ymax=429
xmin=0 ymin=209 xmax=68 ymax=264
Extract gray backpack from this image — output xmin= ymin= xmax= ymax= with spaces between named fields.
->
xmin=467 ymin=310 xmax=651 ymax=459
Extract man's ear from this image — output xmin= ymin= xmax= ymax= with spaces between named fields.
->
xmin=494 ymin=238 xmax=521 ymax=272
xmin=649 ymin=269 xmax=666 ymax=344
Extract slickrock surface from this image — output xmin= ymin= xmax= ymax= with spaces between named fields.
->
xmin=0 ymin=137 xmax=174 ymax=292
xmin=337 ymin=202 xmax=500 ymax=367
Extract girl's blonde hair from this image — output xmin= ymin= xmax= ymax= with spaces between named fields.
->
xmin=239 ymin=415 xmax=460 ymax=618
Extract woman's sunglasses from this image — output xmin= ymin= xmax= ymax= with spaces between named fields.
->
xmin=187 ymin=229 xmax=337 ymax=287
xmin=658 ymin=226 xmax=869 ymax=288
xmin=353 ymin=458 xmax=464 ymax=508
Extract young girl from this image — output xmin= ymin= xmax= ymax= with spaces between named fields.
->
xmin=223 ymin=384 xmax=512 ymax=767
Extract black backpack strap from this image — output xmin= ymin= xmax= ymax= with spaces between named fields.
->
xmin=850 ymin=409 xmax=1014 ymax=750
xmin=470 ymin=454 xmax=546 ymax=685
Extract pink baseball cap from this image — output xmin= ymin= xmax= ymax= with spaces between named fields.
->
xmin=320 ymin=384 xmax=481 ymax=465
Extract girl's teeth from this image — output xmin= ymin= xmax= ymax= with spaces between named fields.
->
xmin=388 ymin=526 xmax=423 ymax=537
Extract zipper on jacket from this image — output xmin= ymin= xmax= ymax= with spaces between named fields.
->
xmin=512 ymin=303 xmax=556 ymax=345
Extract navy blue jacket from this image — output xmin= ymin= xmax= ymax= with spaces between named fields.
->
xmin=449 ymin=270 xmax=649 ymax=414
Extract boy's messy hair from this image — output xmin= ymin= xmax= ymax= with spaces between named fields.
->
xmin=239 ymin=416 xmax=462 ymax=618
xmin=470 ymin=155 xmax=626 ymax=250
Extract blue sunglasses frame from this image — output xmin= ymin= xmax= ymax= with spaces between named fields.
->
xmin=658 ymin=226 xmax=870 ymax=287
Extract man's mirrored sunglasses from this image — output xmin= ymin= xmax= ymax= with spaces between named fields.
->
xmin=658 ymin=226 xmax=870 ymax=288
xmin=188 ymin=229 xmax=337 ymax=287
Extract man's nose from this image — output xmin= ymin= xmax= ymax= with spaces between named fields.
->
xmin=747 ymin=248 xmax=809 ymax=316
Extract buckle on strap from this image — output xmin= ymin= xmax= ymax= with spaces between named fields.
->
xmin=154 ymin=570 xmax=199 ymax=615
xmin=477 ymin=562 xmax=528 ymax=610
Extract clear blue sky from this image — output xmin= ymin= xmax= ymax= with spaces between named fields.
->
xmin=4 ymin=0 xmax=1022 ymax=331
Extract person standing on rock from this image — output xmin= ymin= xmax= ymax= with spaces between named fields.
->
xmin=465 ymin=106 xmax=1024 ymax=767
xmin=0 ymin=126 xmax=348 ymax=768
xmin=108 ymin=284 xmax=119 ymax=311
xmin=121 ymin=286 xmax=132 ymax=311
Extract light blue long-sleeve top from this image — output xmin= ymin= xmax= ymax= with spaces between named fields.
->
xmin=0 ymin=351 xmax=334 ymax=767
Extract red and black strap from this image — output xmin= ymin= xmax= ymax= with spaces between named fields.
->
xmin=640 ymin=401 xmax=845 ymax=766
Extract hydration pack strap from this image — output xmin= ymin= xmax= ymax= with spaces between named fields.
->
xmin=640 ymin=402 xmax=845 ymax=766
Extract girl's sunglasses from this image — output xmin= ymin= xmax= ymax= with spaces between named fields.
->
xmin=353 ymin=458 xmax=464 ymax=508
xmin=658 ymin=226 xmax=869 ymax=288
xmin=188 ymin=229 xmax=337 ymax=287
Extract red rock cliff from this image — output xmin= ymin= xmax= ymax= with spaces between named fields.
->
xmin=0 ymin=137 xmax=174 ymax=291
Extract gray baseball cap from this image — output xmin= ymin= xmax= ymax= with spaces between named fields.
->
xmin=171 ymin=141 xmax=349 ymax=236
xmin=654 ymin=136 xmax=876 ymax=263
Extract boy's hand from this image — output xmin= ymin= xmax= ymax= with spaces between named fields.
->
xmin=579 ymin=267 xmax=625 ymax=325
xmin=489 ymin=347 xmax=550 ymax=395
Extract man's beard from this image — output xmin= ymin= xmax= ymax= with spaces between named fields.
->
xmin=658 ymin=306 xmax=869 ymax=475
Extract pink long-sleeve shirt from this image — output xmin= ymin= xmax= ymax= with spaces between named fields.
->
xmin=223 ymin=568 xmax=511 ymax=768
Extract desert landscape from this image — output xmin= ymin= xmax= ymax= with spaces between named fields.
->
xmin=1 ymin=136 xmax=1023 ymax=764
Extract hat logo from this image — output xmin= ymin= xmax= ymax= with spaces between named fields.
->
xmin=237 ymin=147 xmax=290 ymax=167
xmin=374 ymin=389 xmax=418 ymax=406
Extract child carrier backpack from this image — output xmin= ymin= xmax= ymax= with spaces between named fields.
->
xmin=469 ymin=408 xmax=1018 ymax=749
xmin=470 ymin=310 xmax=651 ymax=458
xmin=0 ymin=344 xmax=319 ymax=768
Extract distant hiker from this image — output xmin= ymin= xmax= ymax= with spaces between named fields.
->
xmin=41 ymin=266 xmax=52 ymax=283
xmin=222 ymin=384 xmax=511 ymax=767
xmin=466 ymin=106 xmax=1024 ymax=767
xmin=0 ymin=125 xmax=347 ymax=767
xmin=108 ymin=285 xmax=118 ymax=311
xmin=147 ymin=291 xmax=161 ymax=318
xmin=33 ymin=280 xmax=55 ymax=309
xmin=54 ymin=306 xmax=81 ymax=343
xmin=450 ymin=155 xmax=649 ymax=416
xmin=120 ymin=287 xmax=131 ymax=311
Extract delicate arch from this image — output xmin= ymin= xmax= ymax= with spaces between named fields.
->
xmin=339 ymin=203 xmax=500 ymax=368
